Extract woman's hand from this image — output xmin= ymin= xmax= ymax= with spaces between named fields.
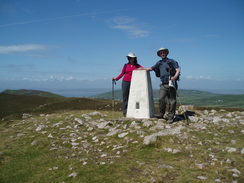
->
xmin=112 ymin=77 xmax=116 ymax=81
xmin=136 ymin=67 xmax=144 ymax=70
xmin=137 ymin=67 xmax=152 ymax=71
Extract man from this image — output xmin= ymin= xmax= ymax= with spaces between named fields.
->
xmin=140 ymin=48 xmax=180 ymax=123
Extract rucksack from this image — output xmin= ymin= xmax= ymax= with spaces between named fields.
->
xmin=154 ymin=59 xmax=181 ymax=81
xmin=167 ymin=59 xmax=180 ymax=81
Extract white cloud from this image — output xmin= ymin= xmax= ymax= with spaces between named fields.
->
xmin=66 ymin=76 xmax=74 ymax=81
xmin=185 ymin=76 xmax=211 ymax=80
xmin=109 ymin=16 xmax=149 ymax=38
xmin=0 ymin=44 xmax=47 ymax=54
xmin=186 ymin=76 xmax=193 ymax=79
xmin=199 ymin=76 xmax=211 ymax=80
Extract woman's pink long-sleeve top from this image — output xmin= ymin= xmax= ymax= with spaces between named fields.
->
xmin=115 ymin=64 xmax=142 ymax=82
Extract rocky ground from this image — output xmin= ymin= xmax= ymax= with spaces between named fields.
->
xmin=1 ymin=105 xmax=244 ymax=182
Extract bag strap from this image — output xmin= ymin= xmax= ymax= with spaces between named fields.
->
xmin=123 ymin=64 xmax=127 ymax=74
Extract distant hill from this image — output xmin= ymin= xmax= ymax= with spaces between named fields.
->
xmin=0 ymin=92 xmax=122 ymax=120
xmin=1 ymin=89 xmax=243 ymax=121
xmin=1 ymin=89 xmax=64 ymax=98
xmin=90 ymin=89 xmax=244 ymax=109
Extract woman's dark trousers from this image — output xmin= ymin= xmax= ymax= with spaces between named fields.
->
xmin=122 ymin=80 xmax=131 ymax=116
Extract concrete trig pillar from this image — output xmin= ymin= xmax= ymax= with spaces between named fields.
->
xmin=126 ymin=70 xmax=155 ymax=118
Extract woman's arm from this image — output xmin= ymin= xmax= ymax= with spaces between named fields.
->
xmin=112 ymin=64 xmax=127 ymax=81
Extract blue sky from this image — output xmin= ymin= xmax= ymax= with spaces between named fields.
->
xmin=1 ymin=0 xmax=244 ymax=95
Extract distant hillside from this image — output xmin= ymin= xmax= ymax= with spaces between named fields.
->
xmin=1 ymin=89 xmax=244 ymax=121
xmin=1 ymin=89 xmax=64 ymax=98
xmin=90 ymin=89 xmax=244 ymax=109
xmin=0 ymin=93 xmax=122 ymax=120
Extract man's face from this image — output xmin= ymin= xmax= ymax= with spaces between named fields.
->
xmin=159 ymin=50 xmax=167 ymax=58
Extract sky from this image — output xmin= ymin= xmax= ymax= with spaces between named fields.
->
xmin=1 ymin=0 xmax=244 ymax=95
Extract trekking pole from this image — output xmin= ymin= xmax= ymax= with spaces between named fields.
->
xmin=112 ymin=80 xmax=116 ymax=120
xmin=176 ymin=90 xmax=189 ymax=125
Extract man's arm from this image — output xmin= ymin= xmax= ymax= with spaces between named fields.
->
xmin=171 ymin=68 xmax=180 ymax=81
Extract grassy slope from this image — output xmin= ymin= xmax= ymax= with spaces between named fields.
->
xmin=1 ymin=89 xmax=244 ymax=121
xmin=0 ymin=93 xmax=122 ymax=120
xmin=1 ymin=89 xmax=64 ymax=98
xmin=91 ymin=89 xmax=244 ymax=109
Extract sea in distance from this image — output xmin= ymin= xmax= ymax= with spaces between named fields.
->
xmin=51 ymin=88 xmax=111 ymax=98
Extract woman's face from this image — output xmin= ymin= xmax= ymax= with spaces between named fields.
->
xmin=128 ymin=57 xmax=135 ymax=63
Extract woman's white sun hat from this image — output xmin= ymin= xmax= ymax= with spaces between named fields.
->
xmin=126 ymin=53 xmax=137 ymax=58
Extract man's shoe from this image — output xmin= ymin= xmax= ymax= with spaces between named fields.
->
xmin=155 ymin=114 xmax=166 ymax=119
xmin=167 ymin=118 xmax=174 ymax=124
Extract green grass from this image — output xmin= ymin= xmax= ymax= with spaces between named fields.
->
xmin=91 ymin=89 xmax=244 ymax=109
xmin=1 ymin=109 xmax=244 ymax=182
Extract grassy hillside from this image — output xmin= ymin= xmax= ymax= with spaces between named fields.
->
xmin=91 ymin=89 xmax=244 ymax=109
xmin=90 ymin=89 xmax=222 ymax=100
xmin=192 ymin=94 xmax=244 ymax=108
xmin=0 ymin=93 xmax=122 ymax=120
xmin=1 ymin=89 xmax=244 ymax=121
xmin=1 ymin=89 xmax=64 ymax=98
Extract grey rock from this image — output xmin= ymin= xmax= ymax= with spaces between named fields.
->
xmin=158 ymin=164 xmax=173 ymax=169
xmin=118 ymin=132 xmax=129 ymax=138
xmin=197 ymin=175 xmax=207 ymax=180
xmin=74 ymin=118 xmax=83 ymax=125
xmin=36 ymin=125 xmax=47 ymax=131
xmin=22 ymin=113 xmax=32 ymax=119
xmin=241 ymin=148 xmax=244 ymax=154
xmin=143 ymin=134 xmax=157 ymax=145
xmin=226 ymin=147 xmax=237 ymax=153
xmin=97 ymin=122 xmax=113 ymax=129
xmin=106 ymin=129 xmax=121 ymax=136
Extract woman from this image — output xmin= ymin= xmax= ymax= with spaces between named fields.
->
xmin=112 ymin=53 xmax=142 ymax=117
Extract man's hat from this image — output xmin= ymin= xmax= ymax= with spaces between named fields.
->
xmin=157 ymin=48 xmax=169 ymax=56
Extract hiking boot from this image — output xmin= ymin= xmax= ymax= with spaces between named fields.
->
xmin=155 ymin=115 xmax=164 ymax=119
xmin=167 ymin=118 xmax=174 ymax=124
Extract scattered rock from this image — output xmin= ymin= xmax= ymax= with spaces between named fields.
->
xmin=226 ymin=147 xmax=237 ymax=153
xmin=3 ymin=107 xmax=244 ymax=182
xmin=197 ymin=175 xmax=208 ymax=180
xmin=68 ymin=172 xmax=77 ymax=178
xmin=22 ymin=113 xmax=32 ymax=119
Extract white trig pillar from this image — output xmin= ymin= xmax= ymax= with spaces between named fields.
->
xmin=126 ymin=70 xmax=155 ymax=118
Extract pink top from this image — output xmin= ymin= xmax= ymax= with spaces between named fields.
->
xmin=115 ymin=64 xmax=142 ymax=82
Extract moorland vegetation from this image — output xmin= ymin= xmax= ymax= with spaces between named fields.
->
xmin=0 ymin=89 xmax=244 ymax=182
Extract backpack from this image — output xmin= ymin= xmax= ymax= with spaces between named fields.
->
xmin=154 ymin=59 xmax=181 ymax=81
xmin=167 ymin=60 xmax=181 ymax=81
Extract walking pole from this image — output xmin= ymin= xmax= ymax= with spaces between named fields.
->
xmin=112 ymin=80 xmax=116 ymax=120
xmin=176 ymin=90 xmax=189 ymax=125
